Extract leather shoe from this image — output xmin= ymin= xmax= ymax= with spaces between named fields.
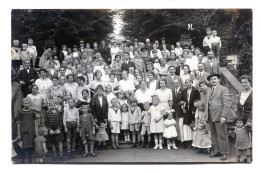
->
xmin=209 ymin=152 xmax=221 ymax=158
xmin=220 ymin=154 xmax=228 ymax=160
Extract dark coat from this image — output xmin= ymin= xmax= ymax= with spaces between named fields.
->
xmin=121 ymin=61 xmax=136 ymax=72
xmin=237 ymin=91 xmax=252 ymax=123
xmin=99 ymin=45 xmax=110 ymax=64
xmin=18 ymin=68 xmax=39 ymax=97
xmin=172 ymin=87 xmax=185 ymax=118
xmin=90 ymin=95 xmax=109 ymax=122
xmin=181 ymin=87 xmax=200 ymax=125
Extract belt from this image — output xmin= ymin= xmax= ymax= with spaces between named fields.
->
xmin=66 ymin=121 xmax=77 ymax=123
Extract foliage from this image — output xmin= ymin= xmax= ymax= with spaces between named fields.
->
xmin=11 ymin=9 xmax=115 ymax=55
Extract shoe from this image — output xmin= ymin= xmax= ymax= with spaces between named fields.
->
xmin=112 ymin=146 xmax=118 ymax=149
xmin=159 ymin=145 xmax=163 ymax=150
xmin=81 ymin=153 xmax=89 ymax=158
xmin=172 ymin=145 xmax=178 ymax=150
xmin=132 ymin=143 xmax=137 ymax=148
xmin=220 ymin=154 xmax=227 ymax=161
xmin=66 ymin=152 xmax=73 ymax=160
xmin=209 ymin=152 xmax=221 ymax=158
xmin=146 ymin=143 xmax=151 ymax=148
xmin=89 ymin=152 xmax=97 ymax=157
xmin=153 ymin=145 xmax=159 ymax=149
xmin=52 ymin=156 xmax=57 ymax=162
xmin=103 ymin=145 xmax=108 ymax=150
xmin=116 ymin=145 xmax=122 ymax=149
xmin=167 ymin=146 xmax=171 ymax=150
xmin=197 ymin=148 xmax=204 ymax=153
xmin=169 ymin=142 xmax=173 ymax=146
xmin=59 ymin=156 xmax=65 ymax=161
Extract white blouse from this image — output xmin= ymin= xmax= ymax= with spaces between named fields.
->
xmin=240 ymin=90 xmax=252 ymax=106
xmin=134 ymin=89 xmax=153 ymax=104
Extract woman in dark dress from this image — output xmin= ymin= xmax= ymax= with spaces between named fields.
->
xmin=237 ymin=75 xmax=253 ymax=126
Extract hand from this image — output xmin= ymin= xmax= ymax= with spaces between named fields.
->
xmin=64 ymin=127 xmax=68 ymax=133
xmin=29 ymin=79 xmax=34 ymax=82
xmin=246 ymin=122 xmax=252 ymax=127
xmin=220 ymin=117 xmax=227 ymax=125
xmin=56 ymin=129 xmax=60 ymax=134
xmin=83 ymin=140 xmax=86 ymax=144
xmin=17 ymin=135 xmax=21 ymax=141
xmin=93 ymin=130 xmax=95 ymax=135
xmin=96 ymin=125 xmax=100 ymax=130
xmin=20 ymin=81 xmax=25 ymax=85
xmin=49 ymin=130 xmax=54 ymax=135
xmin=95 ymin=118 xmax=98 ymax=123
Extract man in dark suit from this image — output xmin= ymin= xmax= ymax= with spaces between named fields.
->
xmin=121 ymin=52 xmax=135 ymax=72
xmin=175 ymin=57 xmax=185 ymax=76
xmin=172 ymin=79 xmax=184 ymax=144
xmin=18 ymin=60 xmax=39 ymax=97
xmin=140 ymin=47 xmax=153 ymax=65
xmin=204 ymin=51 xmax=219 ymax=74
xmin=207 ymin=73 xmax=231 ymax=160
xmin=99 ymin=40 xmax=110 ymax=64
xmin=79 ymin=40 xmax=85 ymax=53
xmin=165 ymin=65 xmax=183 ymax=90
xmin=144 ymin=38 xmax=153 ymax=53
xmin=196 ymin=63 xmax=210 ymax=84
xmin=159 ymin=37 xmax=171 ymax=50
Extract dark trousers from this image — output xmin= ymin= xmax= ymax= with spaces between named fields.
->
xmin=211 ymin=44 xmax=220 ymax=57
xmin=21 ymin=147 xmax=34 ymax=163
xmin=208 ymin=111 xmax=228 ymax=155
xmin=66 ymin=121 xmax=78 ymax=152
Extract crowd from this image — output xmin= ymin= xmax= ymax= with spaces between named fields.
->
xmin=11 ymin=27 xmax=252 ymax=163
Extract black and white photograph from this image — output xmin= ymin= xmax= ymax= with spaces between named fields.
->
xmin=9 ymin=6 xmax=254 ymax=165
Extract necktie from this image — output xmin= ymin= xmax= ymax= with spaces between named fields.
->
xmin=200 ymin=72 xmax=202 ymax=79
xmin=175 ymin=88 xmax=178 ymax=96
xmin=211 ymin=87 xmax=215 ymax=96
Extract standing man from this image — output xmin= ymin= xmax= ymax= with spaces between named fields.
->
xmin=196 ymin=63 xmax=210 ymax=84
xmin=204 ymin=51 xmax=219 ymax=74
xmin=165 ymin=66 xmax=183 ymax=90
xmin=207 ymin=73 xmax=231 ymax=160
xmin=99 ymin=40 xmax=110 ymax=64
xmin=18 ymin=60 xmax=39 ymax=97
xmin=121 ymin=52 xmax=135 ymax=72
xmin=144 ymin=38 xmax=153 ymax=53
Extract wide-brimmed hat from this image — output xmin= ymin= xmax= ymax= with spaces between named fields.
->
xmin=207 ymin=73 xmax=221 ymax=81
xmin=141 ymin=47 xmax=148 ymax=52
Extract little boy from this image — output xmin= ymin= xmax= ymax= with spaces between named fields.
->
xmin=140 ymin=102 xmax=151 ymax=148
xmin=210 ymin=30 xmax=222 ymax=58
xmin=203 ymin=28 xmax=212 ymax=54
xmin=63 ymin=98 xmax=80 ymax=160
xmin=27 ymin=38 xmax=38 ymax=68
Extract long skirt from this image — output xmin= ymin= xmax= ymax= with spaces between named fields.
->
xmin=183 ymin=125 xmax=193 ymax=141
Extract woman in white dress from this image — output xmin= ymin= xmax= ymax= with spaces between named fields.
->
xmin=118 ymin=70 xmax=136 ymax=92
xmin=88 ymin=70 xmax=105 ymax=94
xmin=35 ymin=69 xmax=53 ymax=103
xmin=134 ymin=80 xmax=152 ymax=110
xmin=63 ymin=74 xmax=79 ymax=99
xmin=180 ymin=65 xmax=191 ymax=86
xmin=155 ymin=78 xmax=173 ymax=110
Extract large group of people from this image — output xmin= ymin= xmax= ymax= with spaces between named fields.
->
xmin=11 ymin=27 xmax=252 ymax=163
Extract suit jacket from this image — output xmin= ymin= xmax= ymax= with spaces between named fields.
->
xmin=195 ymin=71 xmax=210 ymax=83
xmin=80 ymin=59 xmax=92 ymax=68
xmin=172 ymin=87 xmax=184 ymax=118
xmin=99 ymin=45 xmax=110 ymax=63
xmin=175 ymin=65 xmax=183 ymax=76
xmin=46 ymin=68 xmax=59 ymax=79
xmin=121 ymin=61 xmax=135 ymax=71
xmin=237 ymin=91 xmax=252 ymax=123
xmin=181 ymin=87 xmax=200 ymax=125
xmin=204 ymin=59 xmax=219 ymax=74
xmin=207 ymin=84 xmax=231 ymax=122
xmin=164 ymin=75 xmax=184 ymax=90
xmin=90 ymin=95 xmax=109 ymax=122
xmin=144 ymin=44 xmax=153 ymax=52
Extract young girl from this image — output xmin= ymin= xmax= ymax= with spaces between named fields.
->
xmin=140 ymin=102 xmax=151 ymax=148
xmin=128 ymin=97 xmax=142 ymax=148
xmin=53 ymin=55 xmax=61 ymax=71
xmin=148 ymin=95 xmax=165 ymax=150
xmin=105 ymin=84 xmax=116 ymax=107
xmin=163 ymin=110 xmax=178 ymax=150
xmin=108 ymin=98 xmax=122 ymax=149
xmin=35 ymin=127 xmax=48 ymax=163
xmin=95 ymin=120 xmax=109 ymax=150
xmin=44 ymin=99 xmax=64 ymax=162
xmin=63 ymin=91 xmax=72 ymax=111
xmin=80 ymin=104 xmax=96 ymax=158
xmin=117 ymin=90 xmax=127 ymax=107
xmin=16 ymin=98 xmax=38 ymax=163
xmin=233 ymin=118 xmax=252 ymax=162
xmin=121 ymin=103 xmax=130 ymax=141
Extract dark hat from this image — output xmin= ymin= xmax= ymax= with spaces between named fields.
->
xmin=207 ymin=73 xmax=221 ymax=81
xmin=141 ymin=47 xmax=148 ymax=52
xmin=73 ymin=45 xmax=78 ymax=48
xmin=152 ymin=49 xmax=158 ymax=53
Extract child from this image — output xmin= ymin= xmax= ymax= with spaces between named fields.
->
xmin=27 ymin=38 xmax=37 ymax=68
xmin=121 ymin=103 xmax=130 ymax=141
xmin=108 ymin=98 xmax=122 ymax=149
xmin=148 ymin=95 xmax=165 ymax=149
xmin=44 ymin=99 xmax=64 ymax=161
xmin=20 ymin=43 xmax=32 ymax=69
xmin=80 ymin=104 xmax=97 ymax=157
xmin=128 ymin=97 xmax=142 ymax=147
xmin=63 ymin=98 xmax=80 ymax=159
xmin=233 ymin=118 xmax=252 ymax=162
xmin=140 ymin=102 xmax=151 ymax=148
xmin=174 ymin=42 xmax=183 ymax=58
xmin=16 ymin=98 xmax=38 ymax=163
xmin=210 ymin=30 xmax=221 ymax=58
xmin=203 ymin=27 xmax=212 ymax=54
xmin=35 ymin=127 xmax=48 ymax=162
xmin=63 ymin=92 xmax=72 ymax=111
xmin=95 ymin=120 xmax=109 ymax=150
xmin=53 ymin=55 xmax=61 ymax=71
xmin=192 ymin=95 xmax=212 ymax=154
xmin=163 ymin=110 xmax=178 ymax=150
xmin=105 ymin=84 xmax=116 ymax=107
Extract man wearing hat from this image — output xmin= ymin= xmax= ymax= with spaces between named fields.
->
xmin=207 ymin=73 xmax=231 ymax=160
xmin=140 ymin=47 xmax=152 ymax=64
xmin=79 ymin=40 xmax=85 ymax=53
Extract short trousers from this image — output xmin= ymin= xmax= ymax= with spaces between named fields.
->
xmin=129 ymin=124 xmax=140 ymax=132
xmin=236 ymin=148 xmax=251 ymax=156
xmin=66 ymin=121 xmax=78 ymax=140
xmin=140 ymin=125 xmax=151 ymax=135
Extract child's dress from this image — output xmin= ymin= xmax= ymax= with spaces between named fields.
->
xmin=79 ymin=113 xmax=96 ymax=141
xmin=234 ymin=127 xmax=252 ymax=153
xmin=148 ymin=104 xmax=165 ymax=133
xmin=192 ymin=99 xmax=212 ymax=148
xmin=95 ymin=123 xmax=109 ymax=141
xmin=108 ymin=108 xmax=122 ymax=134
xmin=121 ymin=111 xmax=129 ymax=130
xmin=35 ymin=135 xmax=46 ymax=158
xmin=163 ymin=119 xmax=178 ymax=138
